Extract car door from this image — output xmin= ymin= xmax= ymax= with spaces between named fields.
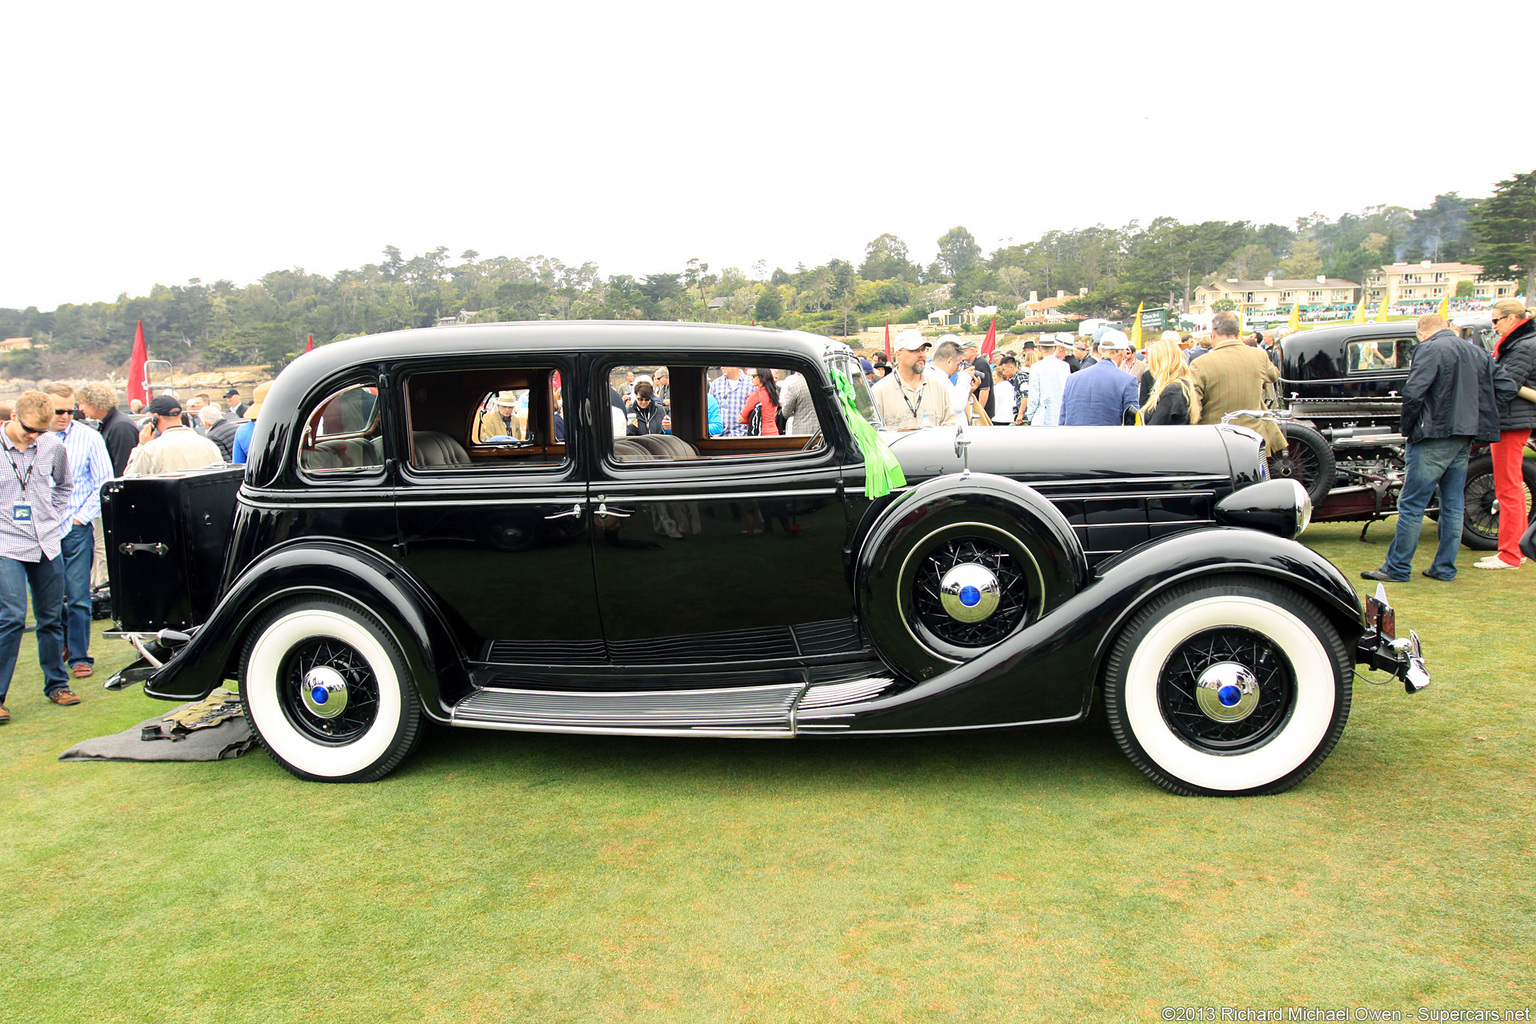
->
xmin=390 ymin=357 xmax=603 ymax=663
xmin=588 ymin=356 xmax=862 ymax=674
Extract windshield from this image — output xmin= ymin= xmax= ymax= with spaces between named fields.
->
xmin=829 ymin=351 xmax=881 ymax=429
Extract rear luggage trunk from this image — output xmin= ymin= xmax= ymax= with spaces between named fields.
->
xmin=101 ymin=466 xmax=245 ymax=631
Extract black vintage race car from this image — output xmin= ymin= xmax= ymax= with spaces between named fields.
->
xmin=101 ymin=322 xmax=1427 ymax=796
xmin=1271 ymin=318 xmax=1536 ymax=546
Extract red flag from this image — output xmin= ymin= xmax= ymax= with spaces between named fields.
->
xmin=304 ymin=333 xmax=314 ymax=353
xmin=127 ymin=320 xmax=149 ymax=405
xmin=884 ymin=318 xmax=892 ymax=360
xmin=981 ymin=316 xmax=997 ymax=359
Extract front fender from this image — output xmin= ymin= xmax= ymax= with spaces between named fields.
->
xmin=139 ymin=538 xmax=466 ymax=721
xmin=798 ymin=527 xmax=1363 ymax=733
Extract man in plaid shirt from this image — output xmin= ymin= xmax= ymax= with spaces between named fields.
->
xmin=709 ymin=366 xmax=753 ymax=438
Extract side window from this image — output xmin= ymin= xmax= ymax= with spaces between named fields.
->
xmin=404 ymin=367 xmax=566 ymax=471
xmin=300 ymin=384 xmax=383 ymax=475
xmin=607 ymin=361 xmax=827 ymax=464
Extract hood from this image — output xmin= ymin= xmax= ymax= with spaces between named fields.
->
xmin=881 ymin=423 xmax=1255 ymax=489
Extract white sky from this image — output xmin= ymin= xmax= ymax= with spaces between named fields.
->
xmin=4 ymin=0 xmax=1531 ymax=311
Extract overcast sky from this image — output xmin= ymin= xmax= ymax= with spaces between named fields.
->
xmin=4 ymin=0 xmax=1531 ymax=311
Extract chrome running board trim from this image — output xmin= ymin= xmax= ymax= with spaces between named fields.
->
xmin=452 ymin=682 xmax=804 ymax=733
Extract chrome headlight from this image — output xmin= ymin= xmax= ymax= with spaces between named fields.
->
xmin=1213 ymin=479 xmax=1311 ymax=539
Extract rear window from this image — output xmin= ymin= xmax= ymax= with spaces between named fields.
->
xmin=1347 ymin=337 xmax=1414 ymax=373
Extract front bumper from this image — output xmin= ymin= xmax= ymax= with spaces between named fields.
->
xmin=1353 ymin=584 xmax=1430 ymax=693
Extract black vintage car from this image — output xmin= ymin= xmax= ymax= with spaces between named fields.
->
xmin=1271 ymin=318 xmax=1536 ymax=546
xmin=101 ymin=322 xmax=1426 ymax=796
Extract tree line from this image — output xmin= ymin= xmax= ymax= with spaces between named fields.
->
xmin=3 ymin=170 xmax=1530 ymax=380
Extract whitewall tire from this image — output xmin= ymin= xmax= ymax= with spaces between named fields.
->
xmin=241 ymin=598 xmax=422 ymax=782
xmin=1102 ymin=577 xmax=1351 ymax=796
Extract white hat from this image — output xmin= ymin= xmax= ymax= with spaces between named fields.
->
xmin=893 ymin=329 xmax=930 ymax=352
xmin=495 ymin=391 xmax=518 ymax=406
xmin=1098 ymin=329 xmax=1131 ymax=351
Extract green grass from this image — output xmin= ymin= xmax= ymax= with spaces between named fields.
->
xmin=5 ymin=520 xmax=1533 ymax=1023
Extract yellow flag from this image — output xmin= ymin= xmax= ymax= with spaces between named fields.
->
xmin=1437 ymin=294 xmax=1450 ymax=321
xmin=1130 ymin=301 xmax=1144 ymax=348
xmin=1237 ymin=301 xmax=1246 ymax=335
xmin=1288 ymin=300 xmax=1301 ymax=331
xmin=1374 ymin=291 xmax=1391 ymax=323
xmin=1352 ymin=294 xmax=1369 ymax=324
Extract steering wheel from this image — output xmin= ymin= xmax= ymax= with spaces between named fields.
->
xmin=801 ymin=428 xmax=823 ymax=451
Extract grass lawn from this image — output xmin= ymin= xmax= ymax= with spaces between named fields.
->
xmin=5 ymin=521 xmax=1532 ymax=1023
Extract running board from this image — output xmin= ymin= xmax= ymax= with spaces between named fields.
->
xmin=449 ymin=675 xmax=901 ymax=738
xmin=451 ymin=683 xmax=804 ymax=737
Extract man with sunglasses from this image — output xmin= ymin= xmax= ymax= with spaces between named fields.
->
xmin=0 ymin=391 xmax=76 ymax=724
xmin=45 ymin=382 xmax=112 ymax=680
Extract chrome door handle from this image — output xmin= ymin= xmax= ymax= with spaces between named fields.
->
xmin=594 ymin=502 xmax=632 ymax=518
xmin=544 ymin=504 xmax=582 ymax=520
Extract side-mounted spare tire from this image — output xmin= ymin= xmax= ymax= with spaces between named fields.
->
xmin=856 ymin=473 xmax=1087 ymax=681
xmin=1268 ymin=421 xmax=1335 ymax=508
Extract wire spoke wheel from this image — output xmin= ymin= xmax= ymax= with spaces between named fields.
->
xmin=1156 ymin=627 xmax=1294 ymax=752
xmin=911 ymin=536 xmax=1029 ymax=651
xmin=242 ymin=600 xmax=422 ymax=782
xmin=903 ymin=528 xmax=1038 ymax=666
xmin=279 ymin=637 xmax=381 ymax=744
xmin=1102 ymin=578 xmax=1350 ymax=796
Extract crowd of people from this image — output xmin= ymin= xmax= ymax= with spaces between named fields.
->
xmin=866 ymin=312 xmax=1286 ymax=449
xmin=0 ymin=380 xmax=268 ymax=724
xmin=864 ymin=301 xmax=1536 ymax=583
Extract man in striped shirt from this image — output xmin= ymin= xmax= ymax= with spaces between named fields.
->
xmin=0 ymin=391 xmax=75 ymax=723
xmin=46 ymin=383 xmax=113 ymax=680
xmin=1027 ymin=336 xmax=1073 ymax=427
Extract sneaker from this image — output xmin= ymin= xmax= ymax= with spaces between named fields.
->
xmin=0 ymin=704 xmax=9 ymax=724
xmin=71 ymin=663 xmax=93 ymax=679
xmin=1420 ymin=570 xmax=1454 ymax=581
xmin=48 ymin=688 xmax=81 ymax=706
xmin=1473 ymin=555 xmax=1521 ymax=570
xmin=1361 ymin=569 xmax=1409 ymax=582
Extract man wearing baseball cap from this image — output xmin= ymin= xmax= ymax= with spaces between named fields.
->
xmin=870 ymin=330 xmax=958 ymax=429
xmin=123 ymin=394 xmax=223 ymax=475
xmin=1062 ymin=329 xmax=1139 ymax=425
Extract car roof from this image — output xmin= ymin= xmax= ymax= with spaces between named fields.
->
xmin=309 ymin=320 xmax=840 ymax=367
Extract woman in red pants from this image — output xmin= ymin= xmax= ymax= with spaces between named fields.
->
xmin=1477 ymin=299 xmax=1536 ymax=570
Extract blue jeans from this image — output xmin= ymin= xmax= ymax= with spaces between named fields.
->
xmin=1381 ymin=437 xmax=1471 ymax=580
xmin=61 ymin=521 xmax=94 ymax=668
xmin=0 ymin=554 xmax=68 ymax=702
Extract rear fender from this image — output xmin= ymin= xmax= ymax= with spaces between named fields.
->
xmin=139 ymin=539 xmax=465 ymax=721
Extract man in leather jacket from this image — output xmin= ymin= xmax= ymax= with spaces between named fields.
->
xmin=1363 ymin=313 xmax=1515 ymax=583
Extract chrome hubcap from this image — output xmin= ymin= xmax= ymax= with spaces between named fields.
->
xmin=1194 ymin=661 xmax=1260 ymax=722
xmin=301 ymin=665 xmax=349 ymax=719
xmin=938 ymin=563 xmax=1000 ymax=623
